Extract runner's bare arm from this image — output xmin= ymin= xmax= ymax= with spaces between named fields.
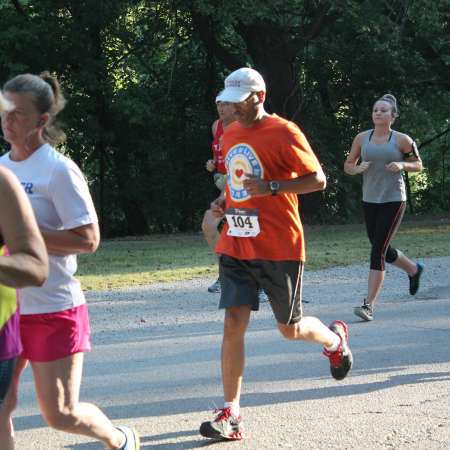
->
xmin=210 ymin=192 xmax=226 ymax=217
xmin=386 ymin=133 xmax=423 ymax=173
xmin=211 ymin=119 xmax=218 ymax=137
xmin=40 ymin=222 xmax=100 ymax=256
xmin=0 ymin=167 xmax=48 ymax=287
xmin=243 ymin=170 xmax=326 ymax=197
xmin=344 ymin=132 xmax=371 ymax=175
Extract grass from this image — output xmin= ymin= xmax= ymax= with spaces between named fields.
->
xmin=77 ymin=235 xmax=218 ymax=291
xmin=77 ymin=217 xmax=450 ymax=291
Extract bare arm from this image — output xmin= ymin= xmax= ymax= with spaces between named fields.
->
xmin=386 ymin=133 xmax=423 ymax=173
xmin=210 ymin=190 xmax=226 ymax=218
xmin=0 ymin=167 xmax=48 ymax=288
xmin=206 ymin=119 xmax=220 ymax=172
xmin=344 ymin=132 xmax=371 ymax=175
xmin=40 ymin=222 xmax=100 ymax=256
xmin=211 ymin=119 xmax=218 ymax=138
xmin=243 ymin=169 xmax=327 ymax=197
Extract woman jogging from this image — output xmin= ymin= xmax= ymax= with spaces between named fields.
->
xmin=0 ymin=73 xmax=139 ymax=449
xmin=344 ymin=94 xmax=424 ymax=322
xmin=0 ymin=89 xmax=49 ymax=450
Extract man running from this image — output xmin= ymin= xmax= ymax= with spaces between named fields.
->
xmin=202 ymin=94 xmax=235 ymax=293
xmin=199 ymin=67 xmax=353 ymax=441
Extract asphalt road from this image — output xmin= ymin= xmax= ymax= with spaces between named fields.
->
xmin=13 ymin=256 xmax=450 ymax=449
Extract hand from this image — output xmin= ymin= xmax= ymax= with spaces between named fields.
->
xmin=210 ymin=196 xmax=225 ymax=218
xmin=242 ymin=173 xmax=270 ymax=197
xmin=356 ymin=162 xmax=371 ymax=174
xmin=206 ymin=160 xmax=216 ymax=172
xmin=385 ymin=162 xmax=404 ymax=173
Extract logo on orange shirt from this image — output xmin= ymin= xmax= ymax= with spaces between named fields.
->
xmin=225 ymin=143 xmax=264 ymax=202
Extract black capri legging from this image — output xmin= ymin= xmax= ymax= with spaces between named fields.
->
xmin=363 ymin=201 xmax=406 ymax=271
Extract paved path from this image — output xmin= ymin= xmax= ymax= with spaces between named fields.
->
xmin=14 ymin=257 xmax=450 ymax=449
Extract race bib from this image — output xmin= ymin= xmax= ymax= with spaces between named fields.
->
xmin=225 ymin=208 xmax=260 ymax=237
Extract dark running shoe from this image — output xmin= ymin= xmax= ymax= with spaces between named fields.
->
xmin=207 ymin=278 xmax=221 ymax=294
xmin=409 ymin=263 xmax=424 ymax=295
xmin=199 ymin=407 xmax=243 ymax=441
xmin=323 ymin=320 xmax=353 ymax=381
xmin=354 ymin=300 xmax=374 ymax=322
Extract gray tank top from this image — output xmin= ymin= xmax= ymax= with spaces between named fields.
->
xmin=361 ymin=130 xmax=406 ymax=203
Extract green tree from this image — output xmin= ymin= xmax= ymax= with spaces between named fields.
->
xmin=0 ymin=0 xmax=448 ymax=234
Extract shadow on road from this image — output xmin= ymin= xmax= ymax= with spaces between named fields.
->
xmin=15 ymin=369 xmax=450 ymax=435
xmin=64 ymin=430 xmax=222 ymax=449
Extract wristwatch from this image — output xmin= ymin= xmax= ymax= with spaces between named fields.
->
xmin=269 ymin=180 xmax=280 ymax=196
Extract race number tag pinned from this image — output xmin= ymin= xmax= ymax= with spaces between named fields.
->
xmin=225 ymin=208 xmax=260 ymax=237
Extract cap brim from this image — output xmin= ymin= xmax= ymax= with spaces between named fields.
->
xmin=216 ymin=88 xmax=252 ymax=103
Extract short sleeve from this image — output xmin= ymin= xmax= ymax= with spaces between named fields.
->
xmin=49 ymin=158 xmax=98 ymax=230
xmin=282 ymin=122 xmax=322 ymax=177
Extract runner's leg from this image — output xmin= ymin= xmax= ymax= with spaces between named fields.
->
xmin=364 ymin=202 xmax=405 ymax=306
xmin=31 ymin=353 xmax=127 ymax=450
xmin=222 ymin=306 xmax=252 ymax=405
xmin=0 ymin=358 xmax=28 ymax=450
xmin=390 ymin=249 xmax=418 ymax=275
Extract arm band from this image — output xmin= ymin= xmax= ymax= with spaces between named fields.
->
xmin=403 ymin=141 xmax=419 ymax=159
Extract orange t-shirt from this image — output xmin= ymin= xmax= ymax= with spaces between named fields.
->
xmin=215 ymin=114 xmax=321 ymax=262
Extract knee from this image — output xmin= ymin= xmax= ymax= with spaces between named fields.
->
xmin=278 ymin=323 xmax=298 ymax=340
xmin=370 ymin=248 xmax=384 ymax=271
xmin=385 ymin=247 xmax=398 ymax=264
xmin=224 ymin=309 xmax=249 ymax=338
xmin=42 ymin=405 xmax=78 ymax=431
xmin=0 ymin=389 xmax=18 ymax=417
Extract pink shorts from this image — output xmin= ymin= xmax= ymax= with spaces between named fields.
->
xmin=20 ymin=304 xmax=91 ymax=362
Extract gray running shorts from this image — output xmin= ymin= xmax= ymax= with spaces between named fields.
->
xmin=218 ymin=254 xmax=304 ymax=325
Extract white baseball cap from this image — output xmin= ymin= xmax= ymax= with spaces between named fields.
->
xmin=216 ymin=68 xmax=266 ymax=103
xmin=215 ymin=90 xmax=223 ymax=103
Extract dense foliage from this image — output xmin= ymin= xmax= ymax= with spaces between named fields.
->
xmin=0 ymin=0 xmax=448 ymax=235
